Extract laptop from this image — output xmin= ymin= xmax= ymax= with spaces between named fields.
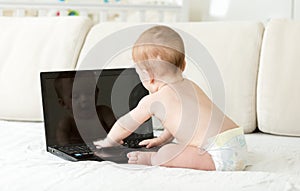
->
xmin=40 ymin=68 xmax=159 ymax=163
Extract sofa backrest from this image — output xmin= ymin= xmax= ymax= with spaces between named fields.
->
xmin=2 ymin=17 xmax=299 ymax=137
xmin=77 ymin=22 xmax=264 ymax=133
xmin=257 ymin=19 xmax=300 ymax=136
xmin=0 ymin=17 xmax=92 ymax=121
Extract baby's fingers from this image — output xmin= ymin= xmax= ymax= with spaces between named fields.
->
xmin=146 ymin=141 xmax=158 ymax=148
xmin=95 ymin=145 xmax=102 ymax=149
xmin=93 ymin=140 xmax=101 ymax=146
xmin=93 ymin=140 xmax=106 ymax=148
xmin=139 ymin=140 xmax=150 ymax=146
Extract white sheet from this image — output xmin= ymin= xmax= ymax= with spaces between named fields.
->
xmin=0 ymin=120 xmax=300 ymax=191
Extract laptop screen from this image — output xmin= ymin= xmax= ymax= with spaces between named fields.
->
xmin=40 ymin=68 xmax=153 ymax=147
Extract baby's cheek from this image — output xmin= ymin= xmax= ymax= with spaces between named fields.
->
xmin=136 ymin=66 xmax=149 ymax=80
xmin=139 ymin=73 xmax=150 ymax=82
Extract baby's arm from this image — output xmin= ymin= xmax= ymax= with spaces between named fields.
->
xmin=139 ymin=128 xmax=173 ymax=148
xmin=94 ymin=95 xmax=153 ymax=148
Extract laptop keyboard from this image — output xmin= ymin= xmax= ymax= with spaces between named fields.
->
xmin=55 ymin=139 xmax=143 ymax=158
xmin=55 ymin=133 xmax=155 ymax=158
xmin=57 ymin=144 xmax=94 ymax=157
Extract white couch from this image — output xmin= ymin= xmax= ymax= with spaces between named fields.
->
xmin=0 ymin=17 xmax=299 ymax=191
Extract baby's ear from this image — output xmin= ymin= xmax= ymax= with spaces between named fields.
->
xmin=149 ymin=78 xmax=155 ymax=84
xmin=148 ymin=71 xmax=155 ymax=84
xmin=141 ymin=68 xmax=154 ymax=82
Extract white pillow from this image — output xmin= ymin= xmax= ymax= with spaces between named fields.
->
xmin=257 ymin=19 xmax=300 ymax=136
xmin=172 ymin=22 xmax=264 ymax=134
xmin=0 ymin=17 xmax=93 ymax=121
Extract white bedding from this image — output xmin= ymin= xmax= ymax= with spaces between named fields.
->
xmin=0 ymin=120 xmax=300 ymax=191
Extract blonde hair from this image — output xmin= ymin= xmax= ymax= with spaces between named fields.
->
xmin=132 ymin=25 xmax=185 ymax=69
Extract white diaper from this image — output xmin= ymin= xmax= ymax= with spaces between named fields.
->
xmin=201 ymin=127 xmax=248 ymax=171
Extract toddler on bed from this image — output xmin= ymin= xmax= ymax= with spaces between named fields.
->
xmin=93 ymin=25 xmax=248 ymax=171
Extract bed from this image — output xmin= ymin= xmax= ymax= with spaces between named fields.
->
xmin=1 ymin=2 xmax=300 ymax=190
xmin=1 ymin=120 xmax=299 ymax=191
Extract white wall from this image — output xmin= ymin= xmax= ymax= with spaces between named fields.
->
xmin=295 ymin=0 xmax=300 ymax=19
xmin=189 ymin=0 xmax=202 ymax=21
xmin=189 ymin=0 xmax=295 ymax=22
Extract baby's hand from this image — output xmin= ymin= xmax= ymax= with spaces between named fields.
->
xmin=139 ymin=137 xmax=162 ymax=148
xmin=93 ymin=137 xmax=123 ymax=149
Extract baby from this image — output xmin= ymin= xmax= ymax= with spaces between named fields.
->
xmin=93 ymin=25 xmax=247 ymax=171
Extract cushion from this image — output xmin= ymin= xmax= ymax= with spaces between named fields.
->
xmin=0 ymin=17 xmax=93 ymax=121
xmin=172 ymin=22 xmax=264 ymax=134
xmin=78 ymin=22 xmax=264 ymax=133
xmin=257 ymin=19 xmax=300 ymax=136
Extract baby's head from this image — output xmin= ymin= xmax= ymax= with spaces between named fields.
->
xmin=133 ymin=25 xmax=185 ymax=70
xmin=132 ymin=25 xmax=186 ymax=91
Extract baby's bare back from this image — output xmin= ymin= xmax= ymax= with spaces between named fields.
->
xmin=149 ymin=79 xmax=237 ymax=147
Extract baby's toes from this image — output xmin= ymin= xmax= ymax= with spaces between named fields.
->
xmin=127 ymin=152 xmax=139 ymax=164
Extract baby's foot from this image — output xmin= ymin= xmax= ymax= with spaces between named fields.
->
xmin=127 ymin=151 xmax=155 ymax=165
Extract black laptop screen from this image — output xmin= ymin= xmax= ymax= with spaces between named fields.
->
xmin=41 ymin=68 xmax=153 ymax=147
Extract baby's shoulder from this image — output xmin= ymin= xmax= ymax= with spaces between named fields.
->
xmin=183 ymin=78 xmax=206 ymax=93
xmin=164 ymin=78 xmax=202 ymax=94
xmin=138 ymin=93 xmax=157 ymax=106
xmin=139 ymin=90 xmax=170 ymax=105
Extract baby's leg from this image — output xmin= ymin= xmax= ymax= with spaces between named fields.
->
xmin=151 ymin=144 xmax=215 ymax=170
xmin=127 ymin=144 xmax=215 ymax=170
